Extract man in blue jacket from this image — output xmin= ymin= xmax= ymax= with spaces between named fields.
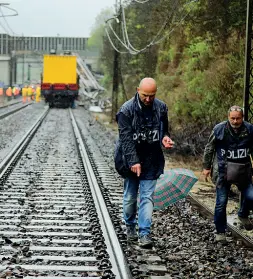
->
xmin=115 ymin=77 xmax=174 ymax=248
xmin=203 ymin=105 xmax=253 ymax=243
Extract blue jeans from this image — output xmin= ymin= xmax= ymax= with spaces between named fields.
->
xmin=214 ymin=181 xmax=253 ymax=233
xmin=71 ymin=100 xmax=76 ymax=109
xmin=123 ymin=177 xmax=157 ymax=236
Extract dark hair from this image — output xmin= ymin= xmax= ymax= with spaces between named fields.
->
xmin=228 ymin=105 xmax=244 ymax=116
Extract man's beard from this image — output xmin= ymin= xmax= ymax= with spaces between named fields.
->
xmin=230 ymin=123 xmax=242 ymax=129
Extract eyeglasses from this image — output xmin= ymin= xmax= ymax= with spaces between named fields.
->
xmin=229 ymin=106 xmax=243 ymax=112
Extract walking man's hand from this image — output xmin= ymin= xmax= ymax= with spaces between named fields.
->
xmin=131 ymin=164 xmax=141 ymax=177
xmin=162 ymin=136 xmax=174 ymax=149
xmin=202 ymin=169 xmax=211 ymax=182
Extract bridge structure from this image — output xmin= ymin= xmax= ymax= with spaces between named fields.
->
xmin=75 ymin=53 xmax=104 ymax=99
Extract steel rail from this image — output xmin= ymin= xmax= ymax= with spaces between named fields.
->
xmin=69 ymin=109 xmax=132 ymax=279
xmin=0 ymin=103 xmax=32 ymax=120
xmin=0 ymin=107 xmax=49 ymax=181
xmin=0 ymin=100 xmax=22 ymax=109
xmin=187 ymin=193 xmax=253 ymax=248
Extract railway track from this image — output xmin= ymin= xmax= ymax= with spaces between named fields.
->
xmin=0 ymin=101 xmax=32 ymax=120
xmin=73 ymin=109 xmax=253 ymax=278
xmin=188 ymin=194 xmax=253 ymax=248
xmin=0 ymin=100 xmax=22 ymax=109
xmin=0 ymin=108 xmax=131 ymax=279
xmin=77 ymin=110 xmax=253 ymax=247
xmin=1 ymin=106 xmax=253 ymax=278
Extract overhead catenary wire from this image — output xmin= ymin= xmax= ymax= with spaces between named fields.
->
xmin=105 ymin=27 xmax=129 ymax=54
xmin=132 ymin=0 xmax=151 ymax=3
xmin=0 ymin=17 xmax=9 ymax=34
xmin=105 ymin=7 xmax=139 ymax=55
xmin=0 ymin=4 xmax=18 ymax=17
xmin=0 ymin=7 xmax=14 ymax=35
xmin=121 ymin=0 xmax=179 ymax=53
xmin=121 ymin=6 xmax=139 ymax=52
xmin=144 ymin=0 xmax=179 ymax=46
xmin=107 ymin=19 xmax=138 ymax=54
xmin=152 ymin=11 xmax=191 ymax=45
xmin=0 ymin=4 xmax=20 ymax=36
xmin=125 ymin=0 xmax=194 ymax=52
xmin=121 ymin=16 xmax=127 ymax=45
xmin=106 ymin=0 xmax=196 ymax=54
xmin=105 ymin=9 xmax=145 ymax=55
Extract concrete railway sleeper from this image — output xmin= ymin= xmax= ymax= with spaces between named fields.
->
xmin=0 ymin=108 xmax=132 ymax=279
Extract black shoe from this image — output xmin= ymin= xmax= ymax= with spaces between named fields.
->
xmin=238 ymin=217 xmax=253 ymax=230
xmin=139 ymin=235 xmax=153 ymax=248
xmin=126 ymin=226 xmax=138 ymax=241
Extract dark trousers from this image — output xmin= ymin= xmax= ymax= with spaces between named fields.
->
xmin=214 ymin=181 xmax=253 ymax=233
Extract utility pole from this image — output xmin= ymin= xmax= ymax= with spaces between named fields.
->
xmin=111 ymin=40 xmax=120 ymax=122
xmin=27 ymin=64 xmax=31 ymax=83
xmin=111 ymin=0 xmax=121 ymax=122
xmin=243 ymin=0 xmax=253 ymax=122
xmin=9 ymin=47 xmax=13 ymax=87
xmin=22 ymin=53 xmax=25 ymax=83
xmin=20 ymin=35 xmax=26 ymax=84
xmin=0 ymin=2 xmax=18 ymax=86
xmin=13 ymin=54 xmax=17 ymax=84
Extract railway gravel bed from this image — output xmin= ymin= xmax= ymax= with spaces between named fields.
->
xmin=0 ymin=103 xmax=45 ymax=162
xmin=0 ymin=108 xmax=129 ymax=279
xmin=73 ymin=107 xmax=253 ymax=279
xmin=0 ymin=103 xmax=31 ymax=120
xmin=0 ymin=105 xmax=253 ymax=278
xmin=190 ymin=180 xmax=253 ymax=241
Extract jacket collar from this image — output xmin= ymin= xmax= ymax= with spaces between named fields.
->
xmin=134 ymin=92 xmax=157 ymax=112
xmin=214 ymin=121 xmax=248 ymax=140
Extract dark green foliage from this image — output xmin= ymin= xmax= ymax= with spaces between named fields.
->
xmin=93 ymin=0 xmax=248 ymax=154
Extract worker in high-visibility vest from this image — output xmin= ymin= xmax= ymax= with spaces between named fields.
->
xmin=15 ymin=87 xmax=20 ymax=97
xmin=6 ymin=87 xmax=12 ymax=101
xmin=27 ymin=86 xmax=33 ymax=102
xmin=31 ymin=87 xmax=35 ymax=101
xmin=35 ymin=86 xmax=41 ymax=103
xmin=22 ymin=86 xmax=28 ymax=103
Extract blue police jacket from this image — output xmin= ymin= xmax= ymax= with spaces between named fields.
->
xmin=114 ymin=93 xmax=169 ymax=180
xmin=213 ymin=121 xmax=253 ymax=181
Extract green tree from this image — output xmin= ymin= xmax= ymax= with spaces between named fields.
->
xmin=88 ymin=8 xmax=113 ymax=51
xmin=93 ymin=0 xmax=249 ymax=154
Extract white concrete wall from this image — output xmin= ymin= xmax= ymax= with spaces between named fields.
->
xmin=0 ymin=56 xmax=10 ymax=86
xmin=16 ymin=58 xmax=42 ymax=85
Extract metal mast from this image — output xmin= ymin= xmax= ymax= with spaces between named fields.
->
xmin=243 ymin=0 xmax=253 ymax=122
